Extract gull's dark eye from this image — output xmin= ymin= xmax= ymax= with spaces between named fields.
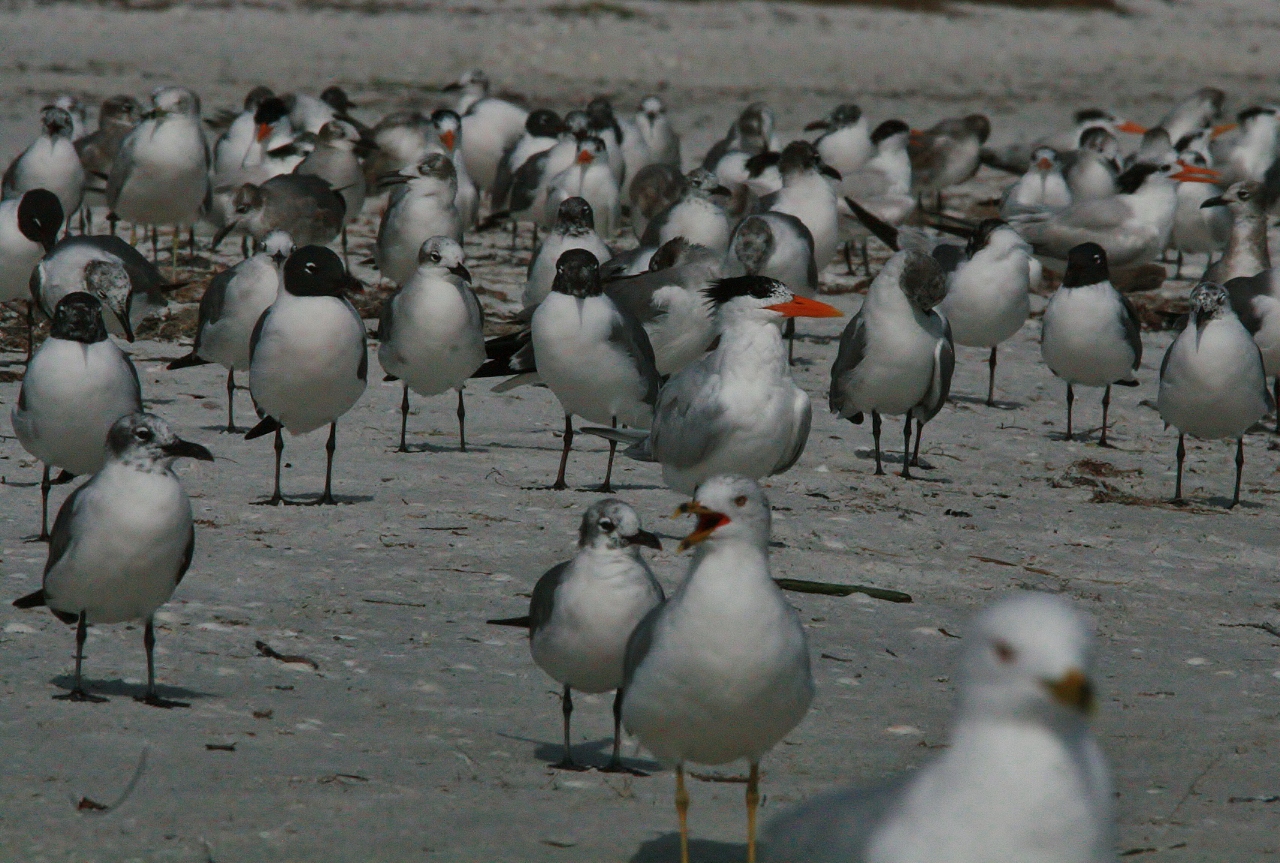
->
xmin=734 ymin=495 xmax=748 ymax=507
xmin=1239 ymin=189 xmax=1251 ymax=200
xmin=993 ymin=640 xmax=1017 ymax=664
xmin=598 ymin=518 xmax=615 ymax=533
xmin=431 ymin=253 xmax=441 ymax=262
xmin=135 ymin=427 xmax=153 ymax=442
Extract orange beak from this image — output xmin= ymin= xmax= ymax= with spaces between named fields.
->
xmin=1036 ymin=157 xmax=1053 ymax=171
xmin=1044 ymin=668 xmax=1096 ymax=714
xmin=1210 ymin=122 xmax=1238 ymax=139
xmin=440 ymin=129 xmax=456 ymax=152
xmin=576 ymin=149 xmax=594 ymax=165
xmin=764 ymin=295 xmax=843 ymax=318
xmin=675 ymin=501 xmax=730 ymax=552
xmin=1171 ymin=161 xmax=1221 ymax=183
xmin=256 ymin=122 xmax=271 ymax=142
xmin=1115 ymin=120 xmax=1146 ymax=135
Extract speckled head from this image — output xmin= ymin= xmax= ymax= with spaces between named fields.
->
xmin=107 ymin=412 xmax=214 ymax=470
xmin=577 ymin=499 xmax=661 ymax=552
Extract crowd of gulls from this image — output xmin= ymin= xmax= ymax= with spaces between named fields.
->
xmin=3 ymin=73 xmax=1279 ymax=861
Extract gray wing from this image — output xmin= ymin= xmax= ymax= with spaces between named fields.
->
xmin=760 ymin=772 xmax=913 ymax=863
xmin=621 ymin=602 xmax=664 ymax=690
xmin=377 ymin=289 xmax=398 ymax=345
xmin=528 ymin=560 xmax=571 ymax=636
xmin=609 ymin=305 xmax=662 ymax=407
xmin=1225 ymin=274 xmax=1268 ymax=335
xmin=123 ymin=351 xmax=143 ymax=407
xmin=175 ymin=522 xmax=196 ymax=586
xmin=604 ymin=269 xmax=670 ymax=325
xmin=105 ymin=127 xmax=140 ymax=207
xmin=248 ymin=306 xmax=272 ymax=363
xmin=344 ymin=297 xmax=369 ymax=382
xmin=1159 ymin=337 xmax=1175 ymax=381
xmin=1117 ymin=291 xmax=1143 ymax=370
xmin=194 ymin=267 xmax=235 ymax=352
xmin=44 ymin=482 xmax=89 ymax=580
xmin=829 ymin=307 xmax=868 ymax=416
xmin=772 ymin=386 xmax=812 ymax=475
xmin=650 ymin=361 xmax=730 ymax=468
xmin=638 ymin=201 xmax=674 ymax=247
xmin=914 ymin=313 xmax=954 ymax=422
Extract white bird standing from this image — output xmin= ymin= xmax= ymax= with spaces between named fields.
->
xmin=2 ymin=105 xmax=85 ymax=225
xmin=807 ymin=103 xmax=872 ymax=178
xmin=168 ymin=231 xmax=293 ymax=432
xmin=528 ymin=499 xmax=663 ymax=771
xmin=378 ymin=237 xmax=485 ymax=452
xmin=246 ymin=246 xmax=367 ymax=505
xmin=523 ymin=196 xmax=612 ymax=311
xmin=1000 ymin=146 xmax=1072 ymax=218
xmin=634 ymin=95 xmax=681 ymax=169
xmin=1157 ymin=283 xmax=1273 ymax=508
xmin=640 ymin=168 xmax=732 ymax=255
xmin=830 ymin=250 xmax=954 ymax=478
xmin=12 ymin=291 xmax=142 ymax=539
xmin=622 ymin=475 xmax=814 ymax=863
xmin=938 ymin=219 xmax=1037 ymax=405
xmin=12 ymin=412 xmax=213 ymax=707
xmin=762 ymin=593 xmax=1115 ymax=863
xmin=760 ymin=140 xmax=843 ymax=272
xmin=1040 ymin=243 xmax=1142 ymax=445
xmin=375 ymin=153 xmax=463 ymax=286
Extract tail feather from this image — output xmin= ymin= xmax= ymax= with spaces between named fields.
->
xmin=844 ymin=197 xmax=900 ymax=252
xmin=580 ymin=426 xmax=655 ymax=462
xmin=245 ymin=415 xmax=284 ymax=440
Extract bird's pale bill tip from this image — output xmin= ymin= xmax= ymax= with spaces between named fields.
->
xmin=675 ymin=502 xmax=730 ymax=552
xmin=1210 ymin=122 xmax=1237 ymax=139
xmin=1115 ymin=120 xmax=1147 ymax=135
xmin=163 ymin=439 xmax=215 ymax=462
xmin=1171 ymin=162 xmax=1220 ymax=184
xmin=627 ymin=529 xmax=663 ymax=551
xmin=1044 ymin=668 xmax=1095 ymax=715
xmin=765 ymin=296 xmax=843 ymax=319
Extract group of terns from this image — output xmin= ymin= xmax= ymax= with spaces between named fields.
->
xmin=3 ymin=72 xmax=1279 ymax=862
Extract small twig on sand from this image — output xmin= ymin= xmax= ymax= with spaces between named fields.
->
xmin=1219 ymin=622 xmax=1280 ymax=639
xmin=255 ymin=640 xmax=320 ymax=670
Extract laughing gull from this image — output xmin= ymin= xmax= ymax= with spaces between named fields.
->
xmin=32 ymin=235 xmax=171 ymax=342
xmin=545 ymin=137 xmax=620 ymax=239
xmin=378 ymin=237 xmax=485 ymax=452
xmin=0 ymin=189 xmax=62 ymax=342
xmin=1010 ymin=158 xmax=1220 ymax=268
xmin=909 ymin=114 xmax=990 ymax=211
xmin=763 ymin=594 xmax=1114 ymax=863
xmin=1064 ymin=127 xmax=1122 ymax=202
xmin=633 ymin=95 xmax=681 ymax=169
xmin=938 ymin=220 xmax=1037 ymax=406
xmin=445 ymin=69 xmax=529 ymax=194
xmin=999 ymin=147 xmax=1072 ymax=218
xmin=106 ymin=87 xmax=211 ymax=269
xmin=13 ymin=412 xmax=212 ymax=706
xmin=830 ymin=250 xmax=954 ymax=478
xmin=211 ymin=174 xmax=345 ymax=251
xmin=523 ymin=197 xmax=612 ymax=311
xmin=2 ymin=105 xmax=85 ymax=225
xmin=431 ymin=109 xmax=480 ymax=227
xmin=584 ymin=97 xmax=626 ymax=184
xmin=1040 ymin=243 xmax=1142 ymax=445
xmin=529 ymin=499 xmax=664 ymax=771
xmin=375 ymin=153 xmax=463 ymax=286
xmin=622 ymin=475 xmax=813 ymax=863
xmin=588 ymin=276 xmax=841 ymax=494
xmin=603 ymin=238 xmax=723 ymax=376
xmin=506 ymin=115 xmax=586 ymax=238
xmin=12 ymin=292 xmax=142 ymax=539
xmin=838 ymin=120 xmax=916 ymax=272
xmin=492 ymin=109 xmax=564 ymax=210
xmin=1157 ymin=283 xmax=1273 ymax=507
xmin=246 ymin=246 xmax=367 ymax=505
xmin=758 ymin=140 xmax=843 ymax=272
xmin=1203 ymin=180 xmax=1270 ymax=284
xmin=807 ymin=104 xmax=872 ymax=178
xmin=51 ymin=94 xmax=88 ymax=141
xmin=530 ymin=249 xmax=659 ymax=491
xmin=639 ymin=168 xmax=731 ymax=255
xmin=168 ymin=231 xmax=293 ymax=432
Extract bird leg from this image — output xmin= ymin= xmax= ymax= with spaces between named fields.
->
xmin=900 ymin=413 xmax=913 ymax=479
xmin=784 ymin=318 xmax=796 ymax=366
xmin=746 ymin=762 xmax=761 ymax=863
xmin=1175 ymin=249 xmax=1183 ymax=280
xmin=599 ymin=416 xmax=618 ymax=493
xmin=532 ymin=225 xmax=539 ymax=248
xmin=553 ymin=414 xmax=574 ymax=490
xmin=987 ymin=346 xmax=998 ymax=407
xmin=341 ymin=225 xmax=350 ymax=270
xmin=136 ymin=618 xmax=189 ymax=708
xmin=269 ymin=427 xmax=286 ymax=505
xmin=456 ymin=388 xmax=467 ymax=452
xmin=675 ymin=764 xmax=691 ymax=863
xmin=53 ymin=611 xmax=106 ymax=703
xmin=224 ymin=369 xmax=237 ymax=433
xmin=1099 ymin=385 xmax=1112 ymax=447
xmin=107 ymin=211 xmax=117 ymax=236
xmin=318 ymin=421 xmax=338 ymax=505
xmin=1065 ymin=383 xmax=1074 ymax=441
xmin=912 ymin=418 xmax=924 ymax=467
xmin=600 ymin=687 xmax=646 ymax=775
xmin=843 ymin=242 xmax=855 ymax=276
xmin=1231 ymin=437 xmax=1244 ymax=509
xmin=1173 ymin=432 xmax=1185 ymax=503
xmin=25 ymin=299 xmax=35 ymax=363
xmin=398 ymin=383 xmax=411 ymax=452
xmin=172 ymin=226 xmax=181 ymax=281
xmin=871 ymin=411 xmax=884 ymax=475
xmin=551 ymin=684 xmax=586 ymax=770
xmin=150 ymin=226 xmax=159 ymax=264
xmin=1274 ymin=378 xmax=1279 ymax=434
xmin=861 ymin=238 xmax=871 ymax=277
xmin=188 ymin=226 xmax=196 ymax=264
xmin=39 ymin=463 xmax=51 ymax=542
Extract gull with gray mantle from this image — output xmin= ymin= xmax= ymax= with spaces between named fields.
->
xmin=378 ymin=237 xmax=485 ymax=453
xmin=622 ymin=475 xmax=813 ymax=863
xmin=13 ymin=412 xmax=213 ymax=707
xmin=586 ymin=275 xmax=842 ymax=495
xmin=246 ymin=245 xmax=367 ymax=505
xmin=375 ymin=153 xmax=463 ymax=286
xmin=1157 ymin=282 xmax=1273 ymax=508
xmin=1040 ymin=242 xmax=1141 ymax=445
xmin=762 ymin=593 xmax=1115 ymax=863
xmin=2 ymin=105 xmax=85 ymax=223
xmin=12 ymin=291 xmax=142 ymax=540
xmin=829 ymin=249 xmax=954 ymax=478
xmin=527 ymin=499 xmax=663 ymax=772
xmin=168 ymin=231 xmax=294 ymax=432
xmin=522 ymin=196 xmax=612 ymax=312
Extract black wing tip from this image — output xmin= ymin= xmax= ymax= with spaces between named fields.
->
xmin=13 ymin=588 xmax=46 ymax=609
xmin=245 ymin=416 xmax=284 ymax=440
xmin=167 ymin=353 xmax=210 ymax=370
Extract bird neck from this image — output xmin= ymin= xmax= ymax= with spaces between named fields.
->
xmin=1222 ymin=209 xmax=1272 ymax=279
xmin=715 ymin=315 xmax=789 ymax=376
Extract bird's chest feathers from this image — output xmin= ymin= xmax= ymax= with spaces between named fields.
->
xmin=713 ymin=324 xmax=793 ymax=409
xmin=534 ymin=296 xmax=619 ymax=359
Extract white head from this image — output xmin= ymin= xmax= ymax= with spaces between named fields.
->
xmin=703 ymin=275 xmax=841 ymax=328
xmin=676 ymin=474 xmax=772 ymax=552
xmin=639 ymin=95 xmax=666 ymax=123
xmin=958 ymin=593 xmax=1097 ymax=728
xmin=151 ymin=86 xmax=201 ymax=118
xmin=259 ymin=230 xmax=295 ymax=263
xmin=416 ymin=236 xmax=469 ymax=281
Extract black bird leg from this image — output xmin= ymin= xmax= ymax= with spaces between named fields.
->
xmin=1065 ymin=382 xmax=1074 ymax=440
xmin=269 ymin=427 xmax=286 ymax=505
xmin=912 ymin=418 xmax=924 ymax=467
xmin=39 ymin=463 xmax=51 ymax=541
xmin=224 ymin=369 xmax=237 ymax=433
xmin=1099 ymin=385 xmax=1112 ymax=447
xmin=1173 ymin=432 xmax=1185 ymax=503
xmin=871 ymin=410 xmax=884 ymax=476
xmin=136 ymin=618 xmax=189 ymax=708
xmin=901 ymin=414 xmax=913 ymax=479
xmin=599 ymin=416 xmax=618 ymax=493
xmin=318 ymin=421 xmax=338 ymax=504
xmin=398 ymin=383 xmax=411 ymax=452
xmin=987 ymin=346 xmax=998 ymax=407
xmin=553 ymin=414 xmax=573 ymax=490
xmin=53 ymin=611 xmax=106 ymax=703
xmin=552 ymin=684 xmax=586 ymax=770
xmin=1231 ymin=437 xmax=1244 ymax=509
xmin=456 ymin=388 xmax=467 ymax=452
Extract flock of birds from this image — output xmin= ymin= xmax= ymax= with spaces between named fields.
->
xmin=3 ymin=73 xmax=1280 ymax=861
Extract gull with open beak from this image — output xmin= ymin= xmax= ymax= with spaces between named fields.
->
xmin=763 ymin=593 xmax=1114 ymax=863
xmin=586 ymin=275 xmax=841 ymax=494
xmin=528 ymin=499 xmax=664 ymax=772
xmin=622 ymin=475 xmax=813 ymax=863
xmin=1157 ymin=283 xmax=1273 ymax=508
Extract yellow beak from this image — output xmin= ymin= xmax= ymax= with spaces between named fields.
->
xmin=1044 ymin=668 xmax=1096 ymax=714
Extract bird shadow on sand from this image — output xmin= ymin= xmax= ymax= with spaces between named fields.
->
xmin=950 ymin=393 xmax=1023 ymax=410
xmin=390 ymin=442 xmax=489 ymax=455
xmin=1196 ymin=495 xmax=1265 ymax=511
xmin=851 ymin=449 xmax=952 ymax=483
xmin=251 ymin=493 xmax=375 ymax=507
xmin=494 ymin=731 xmax=662 ymax=774
xmin=631 ymin=835 xmax=744 ymax=863
xmin=49 ymin=675 xmax=213 ymax=705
